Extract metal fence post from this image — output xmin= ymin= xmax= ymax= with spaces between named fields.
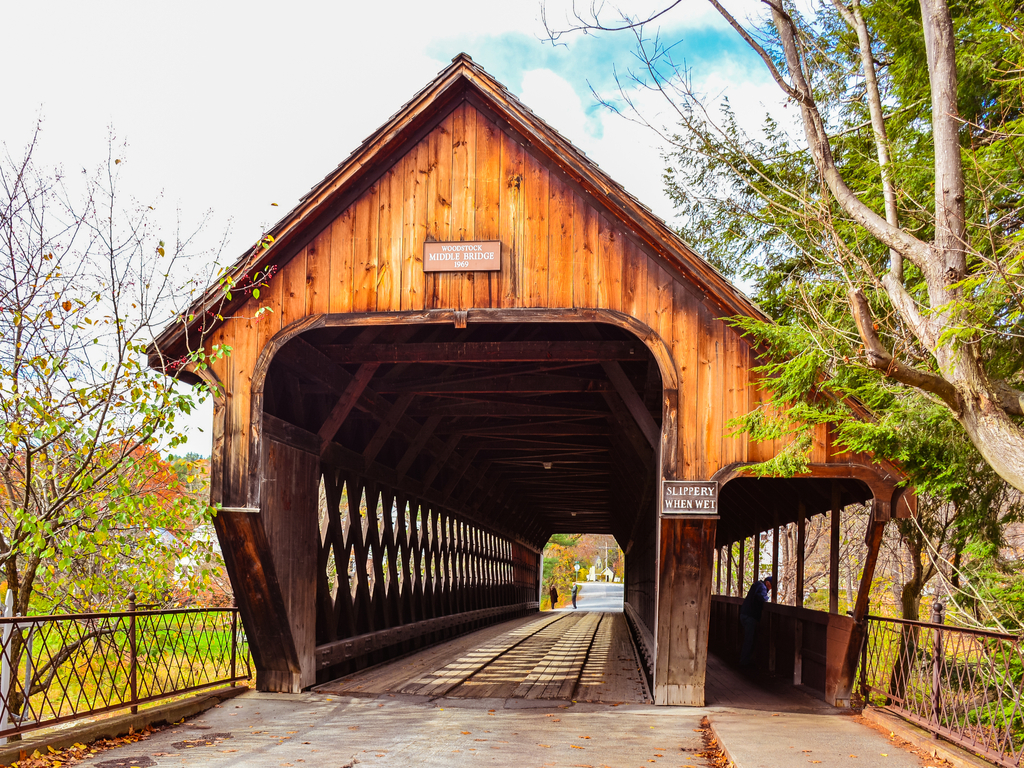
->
xmin=230 ymin=599 xmax=238 ymax=685
xmin=128 ymin=593 xmax=138 ymax=715
xmin=860 ymin=601 xmax=869 ymax=702
xmin=931 ymin=600 xmax=944 ymax=726
xmin=0 ymin=590 xmax=13 ymax=743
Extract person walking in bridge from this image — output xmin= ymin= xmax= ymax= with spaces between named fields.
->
xmin=549 ymin=584 xmax=559 ymax=610
xmin=739 ymin=574 xmax=773 ymax=668
xmin=571 ymin=582 xmax=579 ymax=609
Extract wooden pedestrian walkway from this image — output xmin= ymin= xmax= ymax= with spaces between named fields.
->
xmin=316 ymin=612 xmax=649 ymax=704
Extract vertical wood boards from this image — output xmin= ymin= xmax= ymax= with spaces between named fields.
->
xmin=450 ymin=103 xmax=477 ymax=310
xmin=722 ymin=325 xmax=749 ymax=466
xmin=648 ymin=265 xmax=674 ymax=363
xmin=255 ymin=261 xmax=284 ymax=357
xmin=352 ymin=182 xmax=380 ymax=313
xmin=746 ymin=344 xmax=776 ymax=464
xmin=697 ymin=304 xmax=725 ymax=479
xmin=737 ymin=538 xmax=745 ymax=598
xmin=425 ymin=112 xmax=453 ymax=309
xmin=796 ymin=500 xmax=806 ymax=608
xmin=401 ymin=137 xmax=429 ymax=311
xmin=275 ymin=244 xmax=305 ymax=327
xmin=672 ymin=282 xmax=699 ymax=480
xmin=262 ymin=438 xmax=320 ymax=689
xmin=771 ymin=512 xmax=779 ymax=603
xmin=598 ymin=215 xmax=622 ymax=312
xmin=654 ymin=517 xmax=717 ymax=705
xmin=726 ymin=543 xmax=733 ymax=596
xmin=547 ymin=175 xmax=573 ymax=307
xmin=572 ymin=191 xmax=598 ymax=308
xmin=227 ymin=313 xmax=257 ymax=507
xmin=206 ymin=325 xmax=230 ymax=506
xmin=376 ymin=163 xmax=404 ymax=312
xmin=523 ymin=153 xmax=549 ymax=308
xmin=305 ymin=228 xmax=332 ymax=317
xmin=499 ymin=130 xmax=525 ymax=308
xmin=474 ymin=113 xmax=501 ymax=308
xmin=829 ymin=483 xmax=842 ymax=615
xmin=620 ymin=238 xmax=645 ymax=319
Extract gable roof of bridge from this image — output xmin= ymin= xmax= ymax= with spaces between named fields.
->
xmin=151 ymin=53 xmax=766 ymax=363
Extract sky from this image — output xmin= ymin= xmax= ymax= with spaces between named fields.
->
xmin=1 ymin=0 xmax=783 ymax=456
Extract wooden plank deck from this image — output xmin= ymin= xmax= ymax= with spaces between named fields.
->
xmin=315 ymin=611 xmax=649 ymax=704
xmin=704 ymin=652 xmax=840 ymax=713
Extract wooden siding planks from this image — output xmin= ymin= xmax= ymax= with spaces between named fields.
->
xmin=673 ymin=282 xmax=700 ymax=480
xmin=425 ymin=113 xmax=454 ymax=309
xmin=376 ymin=163 xmax=404 ymax=312
xmin=352 ymin=183 xmax=380 ymax=313
xmin=450 ymin=103 xmax=477 ymax=310
xmin=474 ymin=112 xmax=502 ymax=308
xmin=499 ymin=129 xmax=525 ymax=308
xmin=598 ymin=214 xmax=622 ymax=312
xmin=547 ymin=175 xmax=573 ymax=307
xmin=523 ymin=153 xmax=549 ymax=308
xmin=401 ymin=137 xmax=429 ymax=311
xmin=328 ymin=207 xmax=355 ymax=315
xmin=305 ymin=229 xmax=331 ymax=317
xmin=572 ymin=191 xmax=598 ymax=308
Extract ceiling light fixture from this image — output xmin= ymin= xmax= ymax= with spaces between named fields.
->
xmin=542 ymin=461 xmax=553 ymax=470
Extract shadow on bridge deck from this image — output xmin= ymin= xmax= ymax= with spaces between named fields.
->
xmin=315 ymin=611 xmax=649 ymax=705
xmin=704 ymin=652 xmax=842 ymax=714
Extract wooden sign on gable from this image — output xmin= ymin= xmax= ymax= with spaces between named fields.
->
xmin=423 ymin=241 xmax=501 ymax=272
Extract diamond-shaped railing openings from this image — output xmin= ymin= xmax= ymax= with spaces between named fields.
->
xmin=318 ymin=476 xmax=331 ymax=548
xmin=0 ymin=607 xmax=247 ymax=741
xmin=310 ymin=466 xmax=532 ymax=665
xmin=860 ymin=616 xmax=1024 ymax=767
xmin=324 ymin=545 xmax=340 ymax=603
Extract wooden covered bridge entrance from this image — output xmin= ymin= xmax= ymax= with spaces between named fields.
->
xmin=151 ymin=55 xmax=912 ymax=707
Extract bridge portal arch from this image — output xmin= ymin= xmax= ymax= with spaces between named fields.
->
xmin=150 ymin=54 xmax=910 ymax=705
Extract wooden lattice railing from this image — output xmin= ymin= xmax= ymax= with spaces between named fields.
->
xmin=314 ymin=467 xmax=538 ymax=672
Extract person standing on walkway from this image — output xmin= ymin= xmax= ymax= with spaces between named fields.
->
xmin=739 ymin=574 xmax=773 ymax=668
xmin=549 ymin=584 xmax=559 ymax=610
xmin=571 ymin=582 xmax=579 ymax=609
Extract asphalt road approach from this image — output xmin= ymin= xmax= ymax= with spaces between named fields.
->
xmin=556 ymin=581 xmax=623 ymax=612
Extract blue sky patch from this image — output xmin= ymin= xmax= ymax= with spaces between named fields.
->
xmin=428 ymin=24 xmax=764 ymax=123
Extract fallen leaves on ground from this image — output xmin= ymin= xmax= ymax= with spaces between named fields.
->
xmin=696 ymin=716 xmax=730 ymax=768
xmin=9 ymin=727 xmax=158 ymax=768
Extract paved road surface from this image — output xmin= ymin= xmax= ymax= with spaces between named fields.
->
xmin=555 ymin=581 xmax=623 ymax=612
xmin=74 ymin=692 xmax=711 ymax=768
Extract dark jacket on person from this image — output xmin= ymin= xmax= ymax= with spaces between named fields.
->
xmin=740 ymin=581 xmax=769 ymax=621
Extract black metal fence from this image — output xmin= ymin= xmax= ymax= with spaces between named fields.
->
xmin=0 ymin=605 xmax=250 ymax=740
xmin=860 ymin=610 xmax=1024 ymax=767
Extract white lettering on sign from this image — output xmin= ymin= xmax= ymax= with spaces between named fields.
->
xmin=662 ymin=481 xmax=719 ymax=515
xmin=423 ymin=241 xmax=501 ymax=272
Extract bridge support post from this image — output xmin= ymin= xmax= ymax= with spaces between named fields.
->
xmin=256 ymin=437 xmax=319 ymax=692
xmin=654 ymin=516 xmax=717 ymax=705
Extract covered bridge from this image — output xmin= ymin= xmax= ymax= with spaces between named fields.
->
xmin=150 ymin=54 xmax=913 ymax=706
